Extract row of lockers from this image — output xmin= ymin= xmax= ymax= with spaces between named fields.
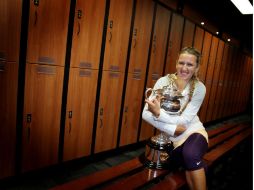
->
xmin=0 ymin=0 xmax=252 ymax=179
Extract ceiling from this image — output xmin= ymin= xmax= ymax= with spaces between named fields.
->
xmin=183 ymin=0 xmax=253 ymax=53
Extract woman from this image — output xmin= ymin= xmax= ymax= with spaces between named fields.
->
xmin=142 ymin=47 xmax=208 ymax=190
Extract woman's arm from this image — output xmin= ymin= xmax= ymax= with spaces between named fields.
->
xmin=149 ymin=82 xmax=206 ymax=125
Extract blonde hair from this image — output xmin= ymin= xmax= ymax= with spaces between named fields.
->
xmin=179 ymin=47 xmax=202 ymax=67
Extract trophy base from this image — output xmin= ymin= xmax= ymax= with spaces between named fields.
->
xmin=140 ymin=137 xmax=174 ymax=170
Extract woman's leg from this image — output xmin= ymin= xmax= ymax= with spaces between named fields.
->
xmin=186 ymin=168 xmax=206 ymax=190
xmin=181 ymin=133 xmax=208 ymax=190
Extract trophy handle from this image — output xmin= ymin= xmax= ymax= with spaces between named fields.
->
xmin=145 ymin=88 xmax=153 ymax=99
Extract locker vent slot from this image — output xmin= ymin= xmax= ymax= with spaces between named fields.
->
xmin=0 ymin=52 xmax=6 ymax=61
xmin=79 ymin=70 xmax=91 ymax=77
xmin=79 ymin=62 xmax=92 ymax=68
xmin=133 ymin=69 xmax=141 ymax=73
xmin=109 ymin=72 xmax=119 ymax=78
xmin=151 ymin=73 xmax=159 ymax=80
xmin=109 ymin=65 xmax=120 ymax=71
xmin=37 ymin=66 xmax=56 ymax=75
xmin=132 ymin=73 xmax=141 ymax=80
xmin=38 ymin=56 xmax=55 ymax=64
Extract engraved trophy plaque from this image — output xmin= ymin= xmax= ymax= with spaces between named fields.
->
xmin=141 ymin=81 xmax=183 ymax=169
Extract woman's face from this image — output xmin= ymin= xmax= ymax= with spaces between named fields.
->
xmin=176 ymin=53 xmax=199 ymax=82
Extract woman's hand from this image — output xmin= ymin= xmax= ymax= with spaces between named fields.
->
xmin=145 ymin=96 xmax=162 ymax=117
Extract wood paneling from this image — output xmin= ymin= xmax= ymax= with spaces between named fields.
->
xmin=26 ymin=0 xmax=70 ymax=65
xmin=102 ymin=0 xmax=134 ymax=72
xmin=165 ymin=13 xmax=184 ymax=74
xmin=212 ymin=43 xmax=229 ymax=120
xmin=139 ymin=5 xmax=171 ymax=141
xmin=95 ymin=71 xmax=124 ymax=153
xmin=0 ymin=61 xmax=18 ymax=178
xmin=70 ymin=0 xmax=106 ymax=69
xmin=181 ymin=19 xmax=195 ymax=48
xmin=199 ymin=36 xmax=219 ymax=123
xmin=205 ymin=40 xmax=224 ymax=122
xmin=63 ymin=68 xmax=98 ymax=161
xmin=193 ymin=26 xmax=204 ymax=52
xmin=22 ymin=64 xmax=64 ymax=172
xmin=119 ymin=0 xmax=154 ymax=146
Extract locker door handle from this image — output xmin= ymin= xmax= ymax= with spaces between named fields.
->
xmin=109 ymin=31 xmax=112 ymax=43
xmin=68 ymin=111 xmax=72 ymax=134
xmin=124 ymin=107 xmax=128 ymax=126
xmin=77 ymin=23 xmax=81 ymax=36
xmin=133 ymin=39 xmax=137 ymax=48
xmin=99 ymin=108 xmax=103 ymax=128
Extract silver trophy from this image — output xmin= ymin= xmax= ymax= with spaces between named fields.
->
xmin=141 ymin=83 xmax=183 ymax=169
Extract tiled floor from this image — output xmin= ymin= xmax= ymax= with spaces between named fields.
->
xmin=0 ymin=114 xmax=252 ymax=190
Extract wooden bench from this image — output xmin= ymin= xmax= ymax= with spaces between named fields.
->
xmin=50 ymin=122 xmax=252 ymax=190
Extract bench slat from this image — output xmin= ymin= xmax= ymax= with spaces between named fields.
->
xmin=49 ymin=157 xmax=143 ymax=190
xmin=102 ymin=168 xmax=169 ymax=190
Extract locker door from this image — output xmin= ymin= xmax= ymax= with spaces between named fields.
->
xmin=95 ymin=71 xmax=124 ymax=153
xmin=212 ymin=43 xmax=229 ymax=120
xmin=219 ymin=45 xmax=234 ymax=118
xmin=199 ymin=36 xmax=219 ymax=123
xmin=70 ymin=0 xmax=106 ymax=69
xmin=0 ymin=62 xmax=18 ymax=179
xmin=181 ymin=19 xmax=195 ymax=48
xmin=128 ymin=0 xmax=154 ymax=73
xmin=26 ymin=0 xmax=70 ymax=65
xmin=119 ymin=0 xmax=154 ymax=146
xmin=205 ymin=40 xmax=224 ymax=122
xmin=22 ymin=64 xmax=64 ymax=172
xmin=193 ymin=26 xmax=204 ymax=51
xmin=0 ymin=0 xmax=22 ymax=62
xmin=63 ymin=68 xmax=98 ymax=161
xmin=165 ymin=13 xmax=184 ymax=74
xmin=119 ymin=72 xmax=145 ymax=146
xmin=103 ymin=0 xmax=134 ymax=72
xmin=139 ymin=5 xmax=171 ymax=141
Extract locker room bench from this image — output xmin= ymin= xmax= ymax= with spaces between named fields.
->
xmin=49 ymin=122 xmax=252 ymax=190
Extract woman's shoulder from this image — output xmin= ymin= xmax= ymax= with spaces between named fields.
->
xmin=194 ymin=80 xmax=206 ymax=94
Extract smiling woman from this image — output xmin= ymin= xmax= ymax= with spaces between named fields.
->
xmin=142 ymin=47 xmax=208 ymax=190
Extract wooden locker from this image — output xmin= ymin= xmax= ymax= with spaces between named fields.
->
xmin=212 ymin=43 xmax=229 ymax=121
xmin=193 ymin=26 xmax=204 ymax=52
xmin=22 ymin=64 xmax=64 ymax=172
xmin=218 ymin=45 xmax=234 ymax=118
xmin=0 ymin=0 xmax=22 ymax=62
xmin=165 ymin=13 xmax=184 ymax=74
xmin=127 ymin=0 xmax=155 ymax=73
xmin=197 ymin=31 xmax=212 ymax=121
xmin=26 ymin=0 xmax=70 ymax=66
xmin=0 ymin=61 xmax=18 ymax=178
xmin=119 ymin=72 xmax=145 ymax=146
xmin=70 ymin=0 xmax=106 ymax=69
xmin=205 ymin=40 xmax=224 ymax=122
xmin=181 ymin=19 xmax=195 ymax=48
xmin=103 ymin=0 xmax=134 ymax=72
xmin=222 ymin=46 xmax=237 ymax=117
xmin=197 ymin=31 xmax=212 ymax=82
xmin=199 ymin=36 xmax=219 ymax=123
xmin=95 ymin=71 xmax=124 ymax=153
xmin=242 ymin=56 xmax=252 ymax=111
xmin=158 ymin=0 xmax=177 ymax=10
xmin=139 ymin=5 xmax=171 ymax=141
xmin=63 ymin=68 xmax=98 ymax=161
xmin=119 ymin=0 xmax=154 ymax=146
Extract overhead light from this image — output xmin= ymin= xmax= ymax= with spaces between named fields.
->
xmin=227 ymin=38 xmax=231 ymax=42
xmin=230 ymin=0 xmax=253 ymax=14
xmin=216 ymin=31 xmax=219 ymax=35
xmin=201 ymin=22 xmax=205 ymax=25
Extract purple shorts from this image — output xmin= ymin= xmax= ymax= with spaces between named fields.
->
xmin=170 ymin=133 xmax=208 ymax=171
